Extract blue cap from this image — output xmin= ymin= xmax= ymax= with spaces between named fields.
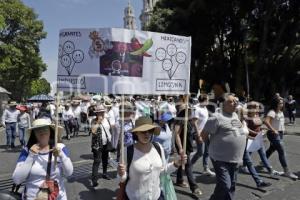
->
xmin=159 ymin=112 xmax=173 ymax=122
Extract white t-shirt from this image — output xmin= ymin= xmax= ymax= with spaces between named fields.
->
xmin=168 ymin=103 xmax=177 ymax=118
xmin=112 ymin=104 xmax=120 ymax=122
xmin=49 ymin=104 xmax=56 ymax=117
xmin=192 ymin=105 xmax=209 ymax=132
xmin=100 ymin=118 xmax=112 ymax=145
xmin=106 ymin=109 xmax=116 ymax=126
xmin=267 ymin=110 xmax=285 ymax=131
xmin=71 ymin=106 xmax=81 ymax=118
xmin=80 ymin=102 xmax=90 ymax=114
xmin=18 ymin=113 xmax=31 ymax=128
xmin=62 ymin=109 xmax=74 ymax=121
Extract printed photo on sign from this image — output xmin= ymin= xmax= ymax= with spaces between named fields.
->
xmin=99 ymin=41 xmax=144 ymax=77
xmin=57 ymin=28 xmax=191 ymax=94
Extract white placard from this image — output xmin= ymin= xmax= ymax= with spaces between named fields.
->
xmin=57 ymin=28 xmax=191 ymax=95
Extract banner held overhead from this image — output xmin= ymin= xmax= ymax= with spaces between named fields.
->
xmin=57 ymin=28 xmax=191 ymax=95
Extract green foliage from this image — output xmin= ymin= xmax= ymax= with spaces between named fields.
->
xmin=29 ymin=78 xmax=51 ymax=96
xmin=148 ymin=0 xmax=300 ymax=99
xmin=0 ymin=0 xmax=47 ymax=101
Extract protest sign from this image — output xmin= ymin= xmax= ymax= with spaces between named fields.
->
xmin=57 ymin=28 xmax=191 ymax=95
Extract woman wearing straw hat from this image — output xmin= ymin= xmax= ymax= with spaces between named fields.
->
xmin=12 ymin=118 xmax=73 ymax=200
xmin=118 ymin=116 xmax=187 ymax=200
xmin=91 ymin=105 xmax=113 ymax=187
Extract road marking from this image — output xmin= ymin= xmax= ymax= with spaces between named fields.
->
xmin=73 ymin=160 xmax=92 ymax=165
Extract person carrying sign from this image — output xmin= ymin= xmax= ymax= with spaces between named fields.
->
xmin=174 ymin=104 xmax=203 ymax=198
xmin=12 ymin=119 xmax=73 ymax=200
xmin=117 ymin=116 xmax=187 ymax=200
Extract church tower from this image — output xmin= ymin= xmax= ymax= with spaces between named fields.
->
xmin=140 ymin=0 xmax=159 ymax=30
xmin=123 ymin=0 xmax=137 ymax=30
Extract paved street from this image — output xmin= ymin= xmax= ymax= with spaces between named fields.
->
xmin=0 ymin=119 xmax=299 ymax=200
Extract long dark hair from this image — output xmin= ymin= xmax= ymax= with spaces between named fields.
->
xmin=269 ymin=97 xmax=283 ymax=112
xmin=26 ymin=128 xmax=55 ymax=150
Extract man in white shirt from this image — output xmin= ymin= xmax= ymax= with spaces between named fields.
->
xmin=63 ymin=104 xmax=74 ymax=140
xmin=71 ymin=100 xmax=81 ymax=137
xmin=48 ymin=103 xmax=56 ymax=119
xmin=191 ymin=94 xmax=215 ymax=176
xmin=80 ymin=100 xmax=90 ymax=133
xmin=1 ymin=101 xmax=20 ymax=149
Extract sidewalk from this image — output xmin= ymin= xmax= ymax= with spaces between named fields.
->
xmin=285 ymin=117 xmax=300 ymax=135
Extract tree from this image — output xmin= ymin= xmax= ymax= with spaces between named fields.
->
xmin=148 ymin=0 xmax=300 ymax=100
xmin=29 ymin=78 xmax=51 ymax=97
xmin=0 ymin=0 xmax=47 ymax=101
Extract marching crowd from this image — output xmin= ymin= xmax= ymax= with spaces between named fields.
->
xmin=0 ymin=92 xmax=298 ymax=200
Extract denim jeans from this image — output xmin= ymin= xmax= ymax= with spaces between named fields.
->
xmin=209 ymin=159 xmax=238 ymax=200
xmin=92 ymin=145 xmax=109 ymax=183
xmin=191 ymin=139 xmax=210 ymax=167
xmin=72 ymin=118 xmax=80 ymax=136
xmin=64 ymin=120 xmax=71 ymax=138
xmin=18 ymin=127 xmax=27 ymax=146
xmin=266 ymin=131 xmax=288 ymax=168
xmin=176 ymin=153 xmax=198 ymax=192
xmin=243 ymin=141 xmax=272 ymax=173
xmin=257 ymin=146 xmax=272 ymax=172
xmin=5 ymin=122 xmax=17 ymax=147
xmin=243 ymin=149 xmax=262 ymax=185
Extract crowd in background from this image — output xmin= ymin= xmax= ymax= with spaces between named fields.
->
xmin=0 ymin=91 xmax=298 ymax=199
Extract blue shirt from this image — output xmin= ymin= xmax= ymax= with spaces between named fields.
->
xmin=124 ymin=119 xmax=134 ymax=147
xmin=153 ymin=124 xmax=172 ymax=159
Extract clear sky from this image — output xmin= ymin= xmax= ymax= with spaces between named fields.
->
xmin=22 ymin=0 xmax=143 ymax=86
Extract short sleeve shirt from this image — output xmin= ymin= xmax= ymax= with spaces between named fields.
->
xmin=203 ymin=112 xmax=247 ymax=163
xmin=192 ymin=105 xmax=209 ymax=132
xmin=267 ymin=110 xmax=285 ymax=131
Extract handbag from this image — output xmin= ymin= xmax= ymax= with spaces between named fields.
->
xmin=35 ymin=150 xmax=59 ymax=200
xmin=160 ymin=172 xmax=177 ymax=200
xmin=116 ymin=181 xmax=128 ymax=200
xmin=101 ymin=123 xmax=116 ymax=152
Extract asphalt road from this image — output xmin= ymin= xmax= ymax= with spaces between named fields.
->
xmin=0 ymin=119 xmax=300 ymax=200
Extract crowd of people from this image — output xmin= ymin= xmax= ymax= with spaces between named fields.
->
xmin=0 ymin=91 xmax=298 ymax=200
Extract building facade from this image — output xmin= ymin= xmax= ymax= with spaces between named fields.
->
xmin=123 ymin=1 xmax=137 ymax=30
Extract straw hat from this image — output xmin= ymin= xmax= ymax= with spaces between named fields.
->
xmin=90 ymin=102 xmax=97 ymax=106
xmin=71 ymin=100 xmax=80 ymax=106
xmin=8 ymin=101 xmax=18 ymax=106
xmin=104 ymin=99 xmax=113 ymax=108
xmin=94 ymin=105 xmax=106 ymax=113
xmin=28 ymin=119 xmax=63 ymax=142
xmin=131 ymin=117 xmax=161 ymax=135
xmin=119 ymin=101 xmax=134 ymax=113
